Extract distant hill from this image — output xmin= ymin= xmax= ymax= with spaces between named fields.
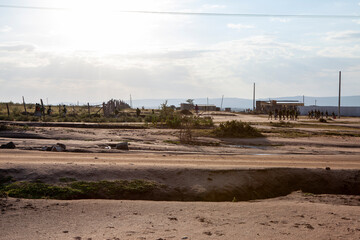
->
xmin=129 ymin=95 xmax=360 ymax=110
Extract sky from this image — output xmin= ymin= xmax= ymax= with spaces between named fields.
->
xmin=0 ymin=0 xmax=360 ymax=104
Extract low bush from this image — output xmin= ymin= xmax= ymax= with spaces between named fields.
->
xmin=270 ymin=121 xmax=294 ymax=128
xmin=213 ymin=120 xmax=263 ymax=138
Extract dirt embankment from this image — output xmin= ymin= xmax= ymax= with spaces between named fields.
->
xmin=1 ymin=164 xmax=359 ymax=201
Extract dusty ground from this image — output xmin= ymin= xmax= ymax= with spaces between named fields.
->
xmin=0 ymin=113 xmax=360 ymax=239
xmin=1 ymin=192 xmax=360 ymax=240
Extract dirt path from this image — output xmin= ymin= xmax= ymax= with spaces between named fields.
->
xmin=1 ymin=149 xmax=359 ymax=169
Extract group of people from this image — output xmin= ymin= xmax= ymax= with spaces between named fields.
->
xmin=307 ymin=110 xmax=336 ymax=119
xmin=268 ymin=108 xmax=299 ymax=121
xmin=34 ymin=104 xmax=67 ymax=117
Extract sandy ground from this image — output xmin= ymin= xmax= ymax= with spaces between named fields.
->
xmin=1 ymin=149 xmax=360 ymax=169
xmin=1 ymin=114 xmax=360 ymax=239
xmin=1 ymin=192 xmax=360 ymax=240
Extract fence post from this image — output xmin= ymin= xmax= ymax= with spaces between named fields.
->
xmin=88 ymin=103 xmax=90 ymax=116
xmin=40 ymin=99 xmax=45 ymax=120
xmin=22 ymin=96 xmax=27 ymax=114
xmin=6 ymin=103 xmax=10 ymax=116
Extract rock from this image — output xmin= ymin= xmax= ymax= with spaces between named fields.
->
xmin=116 ymin=142 xmax=129 ymax=150
xmin=42 ymin=146 xmax=52 ymax=151
xmin=326 ymin=167 xmax=331 ymax=170
xmin=56 ymin=143 xmax=66 ymax=150
xmin=0 ymin=142 xmax=16 ymax=149
xmin=42 ymin=143 xmax=66 ymax=152
xmin=51 ymin=145 xmax=65 ymax=152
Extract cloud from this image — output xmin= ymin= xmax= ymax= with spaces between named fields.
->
xmin=201 ymin=4 xmax=226 ymax=9
xmin=353 ymin=20 xmax=360 ymax=24
xmin=0 ymin=25 xmax=12 ymax=33
xmin=317 ymin=46 xmax=360 ymax=58
xmin=1 ymin=35 xmax=360 ymax=103
xmin=227 ymin=23 xmax=255 ymax=30
xmin=325 ymin=31 xmax=360 ymax=41
xmin=0 ymin=44 xmax=36 ymax=52
xmin=270 ymin=17 xmax=291 ymax=23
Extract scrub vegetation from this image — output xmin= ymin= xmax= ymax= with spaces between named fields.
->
xmin=0 ymin=178 xmax=158 ymax=200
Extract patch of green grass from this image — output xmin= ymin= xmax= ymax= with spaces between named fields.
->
xmin=59 ymin=177 xmax=77 ymax=183
xmin=164 ymin=140 xmax=181 ymax=144
xmin=2 ymin=181 xmax=81 ymax=199
xmin=261 ymin=128 xmax=311 ymax=138
xmin=303 ymin=192 xmax=315 ymax=197
xmin=269 ymin=121 xmax=294 ymax=128
xmin=0 ymin=179 xmax=158 ymax=200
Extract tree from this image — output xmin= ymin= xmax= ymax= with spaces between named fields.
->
xmin=186 ymin=99 xmax=194 ymax=105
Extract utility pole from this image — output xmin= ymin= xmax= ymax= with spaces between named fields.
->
xmin=130 ymin=94 xmax=133 ymax=109
xmin=22 ymin=96 xmax=27 ymax=114
xmin=253 ymin=83 xmax=256 ymax=111
xmin=338 ymin=71 xmax=341 ymax=119
xmin=206 ymin=97 xmax=209 ymax=112
xmin=220 ymin=95 xmax=224 ymax=110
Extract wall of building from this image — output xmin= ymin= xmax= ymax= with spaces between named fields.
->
xmin=197 ymin=105 xmax=217 ymax=111
xmin=180 ymin=103 xmax=194 ymax=111
xmin=298 ymin=106 xmax=360 ymax=117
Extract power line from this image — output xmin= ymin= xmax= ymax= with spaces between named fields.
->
xmin=0 ymin=4 xmax=360 ymax=19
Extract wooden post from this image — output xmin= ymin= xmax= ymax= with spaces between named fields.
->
xmin=253 ymin=82 xmax=256 ymax=112
xmin=103 ymin=102 xmax=106 ymax=116
xmin=338 ymin=71 xmax=341 ymax=119
xmin=6 ymin=103 xmax=10 ymax=116
xmin=59 ymin=105 xmax=61 ymax=116
xmin=87 ymin=103 xmax=90 ymax=116
xmin=40 ymin=99 xmax=45 ymax=120
xmin=22 ymin=96 xmax=27 ymax=114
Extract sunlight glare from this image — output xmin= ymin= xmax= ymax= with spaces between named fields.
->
xmin=49 ymin=0 xmax=168 ymax=53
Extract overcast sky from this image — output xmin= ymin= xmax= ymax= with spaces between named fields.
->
xmin=0 ymin=0 xmax=360 ymax=104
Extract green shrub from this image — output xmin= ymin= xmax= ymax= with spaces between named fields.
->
xmin=213 ymin=120 xmax=263 ymax=138
xmin=4 ymin=181 xmax=81 ymax=199
xmin=1 ymin=179 xmax=158 ymax=200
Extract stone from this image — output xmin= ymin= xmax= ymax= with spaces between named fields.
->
xmin=0 ymin=142 xmax=15 ymax=149
xmin=116 ymin=142 xmax=129 ymax=150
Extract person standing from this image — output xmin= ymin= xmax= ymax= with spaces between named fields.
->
xmin=195 ymin=104 xmax=199 ymax=115
xmin=63 ymin=105 xmax=67 ymax=117
xmin=47 ymin=106 xmax=53 ymax=115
